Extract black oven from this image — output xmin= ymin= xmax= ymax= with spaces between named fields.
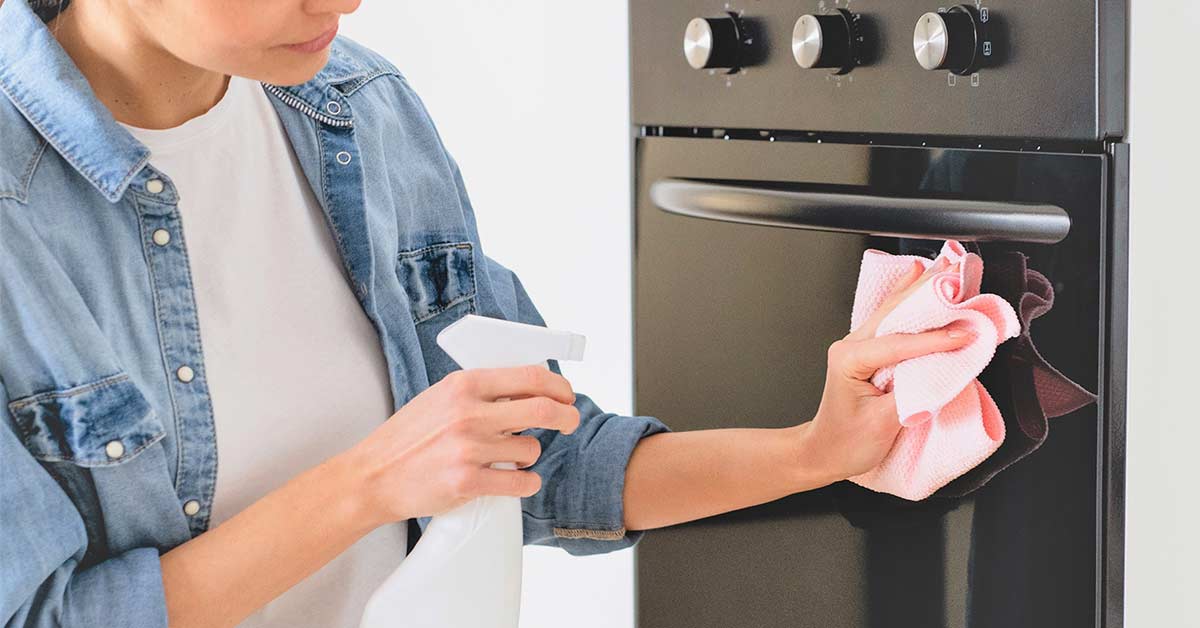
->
xmin=630 ymin=2 xmax=1128 ymax=627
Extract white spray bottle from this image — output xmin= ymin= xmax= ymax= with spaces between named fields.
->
xmin=359 ymin=314 xmax=586 ymax=628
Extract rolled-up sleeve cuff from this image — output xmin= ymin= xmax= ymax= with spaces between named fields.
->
xmin=63 ymin=547 xmax=168 ymax=628
xmin=525 ymin=396 xmax=670 ymax=556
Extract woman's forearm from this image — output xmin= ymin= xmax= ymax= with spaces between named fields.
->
xmin=622 ymin=423 xmax=836 ymax=531
xmin=160 ymin=452 xmax=375 ymax=628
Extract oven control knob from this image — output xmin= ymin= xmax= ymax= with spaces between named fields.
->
xmin=792 ymin=10 xmax=858 ymax=74
xmin=913 ymin=5 xmax=983 ymax=75
xmin=684 ymin=16 xmax=743 ymax=70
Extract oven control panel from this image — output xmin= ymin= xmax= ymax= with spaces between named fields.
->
xmin=631 ymin=1 xmax=1126 ymax=141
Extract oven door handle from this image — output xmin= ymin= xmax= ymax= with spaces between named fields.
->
xmin=649 ymin=178 xmax=1071 ymax=244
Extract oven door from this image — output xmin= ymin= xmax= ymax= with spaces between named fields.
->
xmin=632 ymin=137 xmax=1125 ymax=628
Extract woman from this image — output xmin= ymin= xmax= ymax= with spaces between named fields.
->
xmin=0 ymin=1 xmax=970 ymax=626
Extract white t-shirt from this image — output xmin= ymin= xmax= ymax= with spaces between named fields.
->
xmin=121 ymin=75 xmax=406 ymax=628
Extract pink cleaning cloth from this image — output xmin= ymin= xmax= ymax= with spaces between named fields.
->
xmin=847 ymin=241 xmax=1021 ymax=500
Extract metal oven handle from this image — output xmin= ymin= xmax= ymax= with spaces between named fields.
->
xmin=650 ymin=178 xmax=1071 ymax=244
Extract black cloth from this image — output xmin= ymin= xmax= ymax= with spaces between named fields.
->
xmin=935 ymin=251 xmax=1096 ymax=497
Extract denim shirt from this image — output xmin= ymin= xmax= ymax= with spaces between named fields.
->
xmin=0 ymin=1 xmax=669 ymax=625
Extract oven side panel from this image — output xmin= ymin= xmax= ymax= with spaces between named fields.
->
xmin=1101 ymin=142 xmax=1129 ymax=628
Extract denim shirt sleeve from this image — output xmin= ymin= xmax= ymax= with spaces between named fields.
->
xmin=478 ymin=255 xmax=671 ymax=556
xmin=0 ymin=379 xmax=168 ymax=628
xmin=429 ymin=137 xmax=672 ymax=555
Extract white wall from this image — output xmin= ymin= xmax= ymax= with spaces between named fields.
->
xmin=1125 ymin=3 xmax=1200 ymax=625
xmin=340 ymin=4 xmax=637 ymax=628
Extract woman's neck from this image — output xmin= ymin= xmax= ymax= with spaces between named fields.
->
xmin=49 ymin=1 xmax=229 ymax=129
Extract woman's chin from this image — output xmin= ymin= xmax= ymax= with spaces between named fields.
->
xmin=255 ymin=51 xmax=332 ymax=87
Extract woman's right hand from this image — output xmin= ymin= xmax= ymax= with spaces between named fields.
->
xmin=343 ymin=366 xmax=581 ymax=529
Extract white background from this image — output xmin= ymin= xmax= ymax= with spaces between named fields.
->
xmin=343 ymin=2 xmax=1200 ymax=626
xmin=1125 ymin=2 xmax=1200 ymax=626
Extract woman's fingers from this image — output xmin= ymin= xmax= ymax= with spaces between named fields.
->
xmin=448 ymin=365 xmax=575 ymax=405
xmin=480 ymin=396 xmax=582 ymax=434
xmin=476 ymin=434 xmax=543 ymax=468
xmin=836 ymin=327 xmax=974 ymax=381
xmin=866 ymin=391 xmax=901 ymax=425
xmin=470 ymin=467 xmax=543 ymax=498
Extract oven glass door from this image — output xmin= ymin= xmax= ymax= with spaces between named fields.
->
xmin=633 ymin=136 xmax=1119 ymax=628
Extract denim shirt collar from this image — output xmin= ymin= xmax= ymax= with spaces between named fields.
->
xmin=0 ymin=0 xmax=356 ymax=203
xmin=0 ymin=0 xmax=149 ymax=203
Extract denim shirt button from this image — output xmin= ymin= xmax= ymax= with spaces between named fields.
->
xmin=152 ymin=229 xmax=171 ymax=246
xmin=326 ymin=101 xmax=342 ymax=115
xmin=176 ymin=365 xmax=195 ymax=383
xmin=104 ymin=440 xmax=125 ymax=459
xmin=145 ymin=178 xmax=165 ymax=194
xmin=335 ymin=151 xmax=352 ymax=165
xmin=182 ymin=500 xmax=201 ymax=516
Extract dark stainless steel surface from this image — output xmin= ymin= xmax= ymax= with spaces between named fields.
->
xmin=631 ymin=0 xmax=1127 ymax=140
xmin=650 ymin=178 xmax=1072 ymax=243
xmin=633 ymin=137 xmax=1124 ymax=627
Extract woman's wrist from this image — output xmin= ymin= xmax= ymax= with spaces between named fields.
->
xmin=786 ymin=422 xmax=846 ymax=491
xmin=322 ymin=447 xmax=386 ymax=537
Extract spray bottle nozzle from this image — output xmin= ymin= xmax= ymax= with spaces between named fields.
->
xmin=436 ymin=315 xmax=587 ymax=370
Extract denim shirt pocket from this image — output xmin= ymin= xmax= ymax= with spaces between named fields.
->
xmin=7 ymin=372 xmax=171 ymax=564
xmin=396 ymin=241 xmax=478 ymax=384
xmin=8 ymin=372 xmax=165 ymax=467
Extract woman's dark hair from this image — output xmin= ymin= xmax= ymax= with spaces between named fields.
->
xmin=30 ymin=0 xmax=71 ymax=23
